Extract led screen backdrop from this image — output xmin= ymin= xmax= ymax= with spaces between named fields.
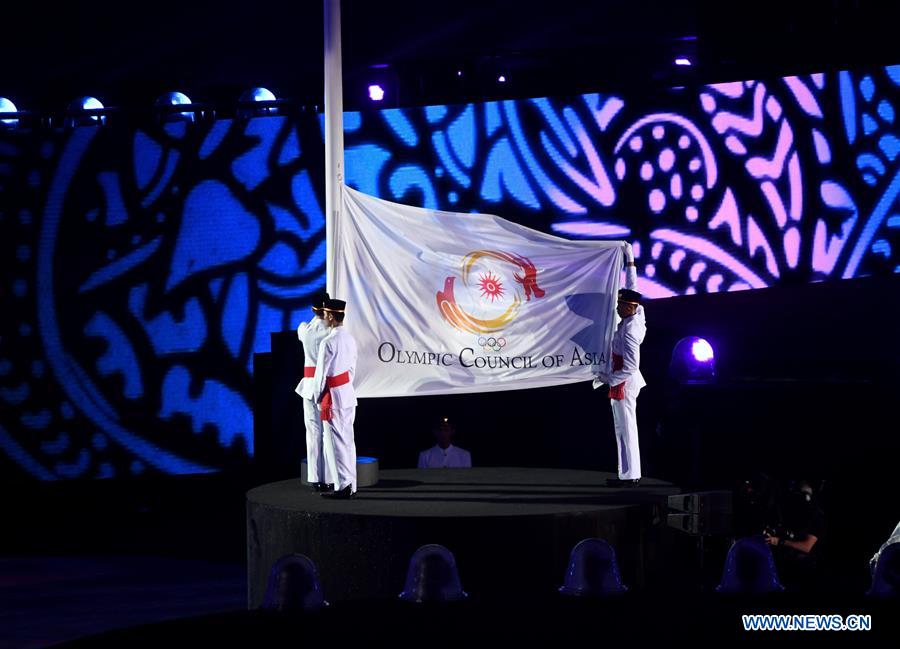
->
xmin=1 ymin=65 xmax=898 ymax=480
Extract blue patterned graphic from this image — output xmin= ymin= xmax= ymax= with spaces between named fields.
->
xmin=85 ymin=312 xmax=143 ymax=399
xmin=2 ymin=63 xmax=899 ymax=480
xmin=1 ymin=114 xmax=325 ymax=479
xmin=339 ymin=67 xmax=900 ymax=297
xmin=159 ymin=366 xmax=252 ymax=453
xmin=166 ymin=180 xmax=261 ymax=291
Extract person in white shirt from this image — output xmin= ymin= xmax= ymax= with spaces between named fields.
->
xmin=593 ymin=243 xmax=646 ymax=487
xmin=295 ymin=292 xmax=333 ymax=491
xmin=314 ymin=298 xmax=359 ymax=499
xmin=417 ymin=417 xmax=472 ymax=468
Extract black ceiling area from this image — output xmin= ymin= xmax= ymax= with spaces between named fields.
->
xmin=2 ymin=0 xmax=900 ymax=111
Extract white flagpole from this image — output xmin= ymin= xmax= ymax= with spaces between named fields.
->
xmin=324 ymin=0 xmax=345 ymax=296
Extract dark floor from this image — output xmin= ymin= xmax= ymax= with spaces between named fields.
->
xmin=0 ymin=556 xmax=245 ymax=649
xmin=51 ymin=593 xmax=900 ymax=646
xmin=1 ymin=468 xmax=896 ymax=647
xmin=1 ymin=473 xmax=250 ymax=648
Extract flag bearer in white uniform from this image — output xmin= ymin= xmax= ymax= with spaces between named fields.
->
xmin=295 ymin=292 xmax=333 ymax=491
xmin=314 ymin=298 xmax=359 ymax=499
xmin=594 ymin=243 xmax=647 ymax=487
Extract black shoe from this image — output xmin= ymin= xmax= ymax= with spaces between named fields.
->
xmin=606 ymin=477 xmax=641 ymax=487
xmin=313 ymin=482 xmax=334 ymax=493
xmin=321 ymin=485 xmax=353 ymax=499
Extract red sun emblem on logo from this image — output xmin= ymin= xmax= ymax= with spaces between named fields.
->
xmin=478 ymin=271 xmax=505 ymax=302
xmin=436 ymin=250 xmax=546 ymax=334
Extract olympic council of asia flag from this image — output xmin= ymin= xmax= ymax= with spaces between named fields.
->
xmin=335 ymin=186 xmax=625 ymax=398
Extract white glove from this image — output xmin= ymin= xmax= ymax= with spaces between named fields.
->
xmin=623 ymin=242 xmax=634 ymax=264
xmin=592 ymin=376 xmax=606 ymax=390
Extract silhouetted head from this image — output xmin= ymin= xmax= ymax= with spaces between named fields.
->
xmin=868 ymin=543 xmax=900 ymax=599
xmin=399 ymin=544 xmax=467 ymax=603
xmin=716 ymin=537 xmax=783 ymax=594
xmin=434 ymin=417 xmax=455 ymax=449
xmin=559 ymin=538 xmax=627 ymax=597
xmin=262 ymin=554 xmax=327 ymax=612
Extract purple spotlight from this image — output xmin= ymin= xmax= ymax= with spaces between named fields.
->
xmin=691 ymin=338 xmax=714 ymax=362
xmin=675 ymin=57 xmax=692 ymax=67
xmin=498 ymin=75 xmax=507 ymax=83
xmin=670 ymin=336 xmax=716 ymax=384
xmin=368 ymin=84 xmax=385 ymax=102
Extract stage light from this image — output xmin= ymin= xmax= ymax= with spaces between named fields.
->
xmin=691 ymin=338 xmax=714 ymax=362
xmin=457 ymin=70 xmax=463 ymax=77
xmin=156 ymin=91 xmax=194 ymax=122
xmin=669 ymin=336 xmax=716 ymax=384
xmin=360 ymin=64 xmax=397 ymax=107
xmin=244 ymin=87 xmax=276 ymax=102
xmin=67 ymin=96 xmax=106 ymax=126
xmin=0 ymin=97 xmax=18 ymax=127
xmin=239 ymin=87 xmax=278 ymax=116
xmin=498 ymin=75 xmax=507 ymax=83
xmin=675 ymin=57 xmax=692 ymax=66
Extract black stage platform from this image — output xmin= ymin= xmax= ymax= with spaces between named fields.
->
xmin=247 ymin=467 xmax=679 ymax=606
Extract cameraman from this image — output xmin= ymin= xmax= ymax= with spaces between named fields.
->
xmin=762 ymin=480 xmax=825 ymax=590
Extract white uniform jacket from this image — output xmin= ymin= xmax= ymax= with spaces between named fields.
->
xmin=417 ymin=444 xmax=472 ymax=468
xmin=606 ymin=265 xmax=647 ymax=395
xmin=313 ymin=327 xmax=358 ymax=409
xmin=295 ymin=317 xmax=330 ymax=400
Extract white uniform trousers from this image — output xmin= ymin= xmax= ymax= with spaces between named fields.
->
xmin=303 ymin=398 xmax=333 ymax=484
xmin=611 ymin=390 xmax=641 ymax=480
xmin=324 ymin=406 xmax=357 ymax=493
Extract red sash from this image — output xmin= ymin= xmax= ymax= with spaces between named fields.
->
xmin=303 ymin=366 xmax=315 ymax=378
xmin=608 ymin=353 xmax=626 ymax=401
xmin=320 ymin=371 xmax=351 ymax=421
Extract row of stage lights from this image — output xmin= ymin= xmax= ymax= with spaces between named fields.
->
xmin=0 ymin=53 xmax=697 ymax=128
xmin=0 ymin=86 xmax=406 ymax=130
xmin=0 ymin=84 xmax=398 ymax=129
xmin=0 ymin=87 xmax=287 ymax=129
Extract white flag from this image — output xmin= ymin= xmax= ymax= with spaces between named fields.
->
xmin=336 ymin=186 xmax=624 ymax=398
